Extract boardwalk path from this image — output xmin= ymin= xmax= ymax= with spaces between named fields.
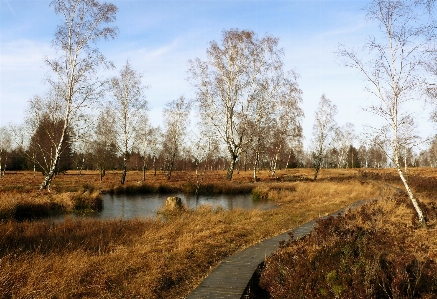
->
xmin=186 ymin=200 xmax=368 ymax=299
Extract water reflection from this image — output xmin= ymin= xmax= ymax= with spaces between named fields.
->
xmin=66 ymin=193 xmax=274 ymax=220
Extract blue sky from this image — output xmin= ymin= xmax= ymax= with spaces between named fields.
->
xmin=0 ymin=0 xmax=433 ymax=149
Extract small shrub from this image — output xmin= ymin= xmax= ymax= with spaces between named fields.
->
xmin=252 ymin=186 xmax=270 ymax=201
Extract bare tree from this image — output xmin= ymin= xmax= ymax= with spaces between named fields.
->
xmin=269 ymin=93 xmax=304 ymax=176
xmin=92 ymin=106 xmax=118 ymax=181
xmin=38 ymin=0 xmax=118 ymax=190
xmin=312 ymin=94 xmax=338 ymax=180
xmin=148 ymin=126 xmax=163 ymax=177
xmin=23 ymin=92 xmax=74 ymax=179
xmin=71 ymin=115 xmax=94 ymax=175
xmin=133 ymin=116 xmax=151 ymax=182
xmin=162 ymin=96 xmax=191 ymax=180
xmin=333 ymin=123 xmax=355 ymax=168
xmin=248 ymin=74 xmax=303 ymax=180
xmin=189 ymin=29 xmax=301 ymax=180
xmin=338 ymin=0 xmax=434 ymax=225
xmin=427 ymin=135 xmax=437 ymax=167
xmin=110 ymin=61 xmax=148 ymax=184
xmin=0 ymin=126 xmax=12 ymax=178
xmin=187 ymin=133 xmax=208 ymax=195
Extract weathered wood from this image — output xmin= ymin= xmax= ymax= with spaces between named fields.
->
xmin=187 ymin=200 xmax=369 ymax=299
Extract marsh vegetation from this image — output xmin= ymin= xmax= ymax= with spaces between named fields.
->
xmin=1 ymin=168 xmax=436 ymax=298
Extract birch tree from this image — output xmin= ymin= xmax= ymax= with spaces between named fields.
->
xmin=38 ymin=0 xmax=118 ymax=190
xmin=92 ymin=106 xmax=118 ymax=180
xmin=0 ymin=126 xmax=12 ymax=178
xmin=269 ymin=92 xmax=304 ymax=176
xmin=29 ymin=116 xmax=74 ymax=176
xmin=133 ymin=116 xmax=152 ymax=182
xmin=427 ymin=135 xmax=437 ymax=167
xmin=333 ymin=123 xmax=355 ymax=168
xmin=338 ymin=0 xmax=433 ymax=225
xmin=148 ymin=126 xmax=162 ymax=177
xmin=188 ymin=29 xmax=302 ymax=180
xmin=24 ymin=91 xmax=74 ymax=178
xmin=312 ymin=94 xmax=338 ymax=180
xmin=162 ymin=96 xmax=190 ymax=180
xmin=248 ymin=72 xmax=303 ymax=180
xmin=110 ymin=61 xmax=148 ymax=184
xmin=188 ymin=132 xmax=214 ymax=195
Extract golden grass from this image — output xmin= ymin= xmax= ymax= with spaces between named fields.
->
xmin=0 ymin=169 xmax=395 ymax=298
xmin=0 ymin=168 xmax=361 ymax=193
xmin=0 ymin=185 xmax=102 ymax=221
xmin=0 ymin=191 xmax=74 ymax=220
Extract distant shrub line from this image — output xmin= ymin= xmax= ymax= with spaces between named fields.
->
xmin=108 ymin=182 xmax=255 ymax=196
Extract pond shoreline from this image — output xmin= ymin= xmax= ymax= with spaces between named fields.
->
xmin=53 ymin=193 xmax=276 ymax=222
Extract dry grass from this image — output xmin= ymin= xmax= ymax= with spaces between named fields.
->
xmin=0 ymin=191 xmax=74 ymax=220
xmin=0 ymin=170 xmax=387 ymax=298
xmin=0 ymin=168 xmax=431 ymax=298
xmin=0 ymin=168 xmax=361 ymax=193
xmin=0 ymin=188 xmax=102 ymax=221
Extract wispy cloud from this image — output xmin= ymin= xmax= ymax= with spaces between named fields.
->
xmin=4 ymin=0 xmax=16 ymax=16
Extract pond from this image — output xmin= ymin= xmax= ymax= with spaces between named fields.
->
xmin=61 ymin=193 xmax=275 ymax=221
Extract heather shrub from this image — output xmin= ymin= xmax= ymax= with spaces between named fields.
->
xmin=259 ymin=198 xmax=437 ymax=298
xmin=252 ymin=186 xmax=271 ymax=201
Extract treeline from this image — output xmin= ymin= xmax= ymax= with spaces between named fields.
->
xmin=2 ymin=122 xmax=437 ymax=177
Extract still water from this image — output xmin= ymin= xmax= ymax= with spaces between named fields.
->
xmin=65 ymin=193 xmax=274 ymax=220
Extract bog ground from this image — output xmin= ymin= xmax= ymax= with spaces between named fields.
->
xmin=0 ymin=168 xmax=436 ymax=298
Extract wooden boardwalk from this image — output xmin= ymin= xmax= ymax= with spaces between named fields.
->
xmin=186 ymin=200 xmax=368 ymax=299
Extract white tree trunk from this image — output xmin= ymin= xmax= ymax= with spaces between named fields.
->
xmin=40 ymin=131 xmax=65 ymax=190
xmin=39 ymin=103 xmax=71 ymax=190
xmin=253 ymin=151 xmax=259 ymax=181
xmin=226 ymin=154 xmax=238 ymax=180
xmin=397 ymin=167 xmax=425 ymax=226
xmin=394 ymin=134 xmax=425 ymax=226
